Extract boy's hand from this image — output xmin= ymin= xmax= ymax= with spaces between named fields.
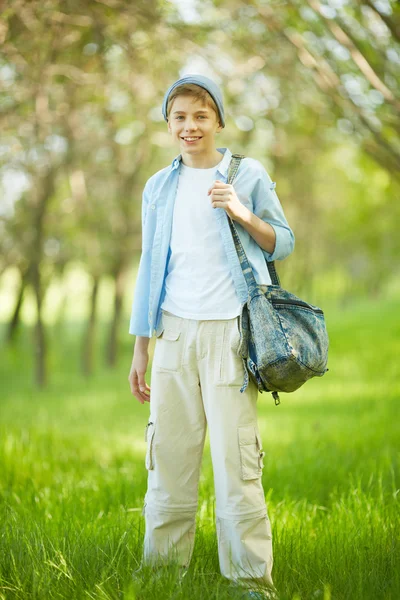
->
xmin=208 ymin=180 xmax=248 ymax=222
xmin=128 ymin=351 xmax=151 ymax=404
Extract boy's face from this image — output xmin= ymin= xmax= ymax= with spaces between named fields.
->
xmin=167 ymin=95 xmax=223 ymax=157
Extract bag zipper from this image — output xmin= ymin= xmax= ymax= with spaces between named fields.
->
xmin=270 ymin=297 xmax=324 ymax=314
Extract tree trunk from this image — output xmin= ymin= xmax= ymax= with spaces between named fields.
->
xmin=31 ymin=263 xmax=46 ymax=387
xmin=53 ymin=263 xmax=68 ymax=331
xmin=82 ymin=275 xmax=99 ymax=377
xmin=106 ymin=266 xmax=127 ymax=367
xmin=5 ymin=267 xmax=29 ymax=343
xmin=30 ymin=169 xmax=55 ymax=387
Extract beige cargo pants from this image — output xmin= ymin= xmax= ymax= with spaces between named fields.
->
xmin=142 ymin=308 xmax=274 ymax=589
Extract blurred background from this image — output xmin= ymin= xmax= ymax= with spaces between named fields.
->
xmin=0 ymin=0 xmax=399 ymax=386
xmin=1 ymin=2 xmax=400 ymax=599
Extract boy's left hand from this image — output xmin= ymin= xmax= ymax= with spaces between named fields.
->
xmin=208 ymin=180 xmax=248 ymax=222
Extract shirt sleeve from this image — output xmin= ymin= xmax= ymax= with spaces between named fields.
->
xmin=141 ymin=177 xmax=152 ymax=238
xmin=128 ymin=177 xmax=154 ymax=337
xmin=251 ymin=166 xmax=295 ymax=262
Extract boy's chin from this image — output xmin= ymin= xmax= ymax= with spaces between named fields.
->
xmin=179 ymin=139 xmax=203 ymax=144
xmin=179 ymin=139 xmax=209 ymax=149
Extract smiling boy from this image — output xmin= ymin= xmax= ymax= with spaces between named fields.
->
xmin=128 ymin=74 xmax=294 ymax=598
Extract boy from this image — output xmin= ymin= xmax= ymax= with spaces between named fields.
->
xmin=128 ymin=74 xmax=295 ymax=599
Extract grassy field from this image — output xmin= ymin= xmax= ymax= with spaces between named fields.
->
xmin=0 ymin=295 xmax=399 ymax=600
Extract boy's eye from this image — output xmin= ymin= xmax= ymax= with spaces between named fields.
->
xmin=175 ymin=115 xmax=206 ymax=119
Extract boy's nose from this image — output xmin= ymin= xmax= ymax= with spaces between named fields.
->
xmin=184 ymin=119 xmax=197 ymax=130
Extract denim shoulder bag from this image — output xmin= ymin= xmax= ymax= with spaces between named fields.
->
xmin=227 ymin=154 xmax=330 ymax=406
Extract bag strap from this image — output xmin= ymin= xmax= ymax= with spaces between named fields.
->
xmin=226 ymin=154 xmax=281 ymax=289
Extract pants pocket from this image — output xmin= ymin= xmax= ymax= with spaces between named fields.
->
xmin=152 ymin=328 xmax=183 ymax=371
xmin=145 ymin=421 xmax=156 ymax=470
xmin=238 ymin=424 xmax=265 ymax=480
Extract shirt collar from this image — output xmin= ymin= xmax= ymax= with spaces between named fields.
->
xmin=171 ymin=147 xmax=233 ymax=179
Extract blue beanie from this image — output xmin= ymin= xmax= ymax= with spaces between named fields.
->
xmin=162 ymin=74 xmax=225 ymax=128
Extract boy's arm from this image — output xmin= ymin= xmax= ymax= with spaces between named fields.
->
xmin=250 ymin=167 xmax=295 ymax=262
xmin=235 ymin=208 xmax=277 ymax=256
xmin=134 ymin=336 xmax=150 ymax=352
xmin=128 ymin=179 xmax=154 ymax=403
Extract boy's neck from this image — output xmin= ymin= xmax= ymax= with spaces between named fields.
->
xmin=181 ymin=149 xmax=223 ymax=169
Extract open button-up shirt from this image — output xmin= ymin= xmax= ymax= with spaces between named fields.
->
xmin=129 ymin=147 xmax=295 ymax=338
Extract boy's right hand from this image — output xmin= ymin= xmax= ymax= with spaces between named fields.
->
xmin=128 ymin=349 xmax=151 ymax=404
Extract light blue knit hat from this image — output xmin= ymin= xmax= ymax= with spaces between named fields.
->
xmin=162 ymin=74 xmax=225 ymax=127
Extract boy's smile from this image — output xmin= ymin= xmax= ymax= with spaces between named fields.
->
xmin=167 ymin=95 xmax=223 ymax=168
xmin=181 ymin=136 xmax=202 ymax=144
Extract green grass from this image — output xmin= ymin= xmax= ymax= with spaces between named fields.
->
xmin=0 ymin=295 xmax=399 ymax=599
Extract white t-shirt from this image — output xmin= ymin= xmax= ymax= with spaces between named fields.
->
xmin=160 ymin=159 xmax=243 ymax=320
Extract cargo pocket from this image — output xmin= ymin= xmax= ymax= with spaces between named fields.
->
xmin=238 ymin=424 xmax=265 ymax=480
xmin=144 ymin=421 xmax=155 ymax=470
xmin=152 ymin=328 xmax=183 ymax=372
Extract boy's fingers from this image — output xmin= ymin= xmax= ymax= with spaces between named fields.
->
xmin=140 ymin=387 xmax=150 ymax=403
xmin=129 ymin=370 xmax=150 ymax=404
xmin=134 ymin=387 xmax=146 ymax=404
xmin=132 ymin=385 xmax=144 ymax=404
xmin=208 ymin=180 xmax=222 ymax=192
xmin=139 ymin=378 xmax=151 ymax=394
xmin=208 ymin=181 xmax=228 ymax=194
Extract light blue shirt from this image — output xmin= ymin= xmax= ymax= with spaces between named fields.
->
xmin=129 ymin=147 xmax=295 ymax=337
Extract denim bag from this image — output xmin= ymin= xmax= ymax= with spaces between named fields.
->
xmin=227 ymin=154 xmax=330 ymax=406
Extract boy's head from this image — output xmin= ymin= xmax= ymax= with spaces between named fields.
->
xmin=162 ymin=75 xmax=225 ymax=157
xmin=162 ymin=75 xmax=225 ymax=127
xmin=162 ymin=74 xmax=225 ymax=128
